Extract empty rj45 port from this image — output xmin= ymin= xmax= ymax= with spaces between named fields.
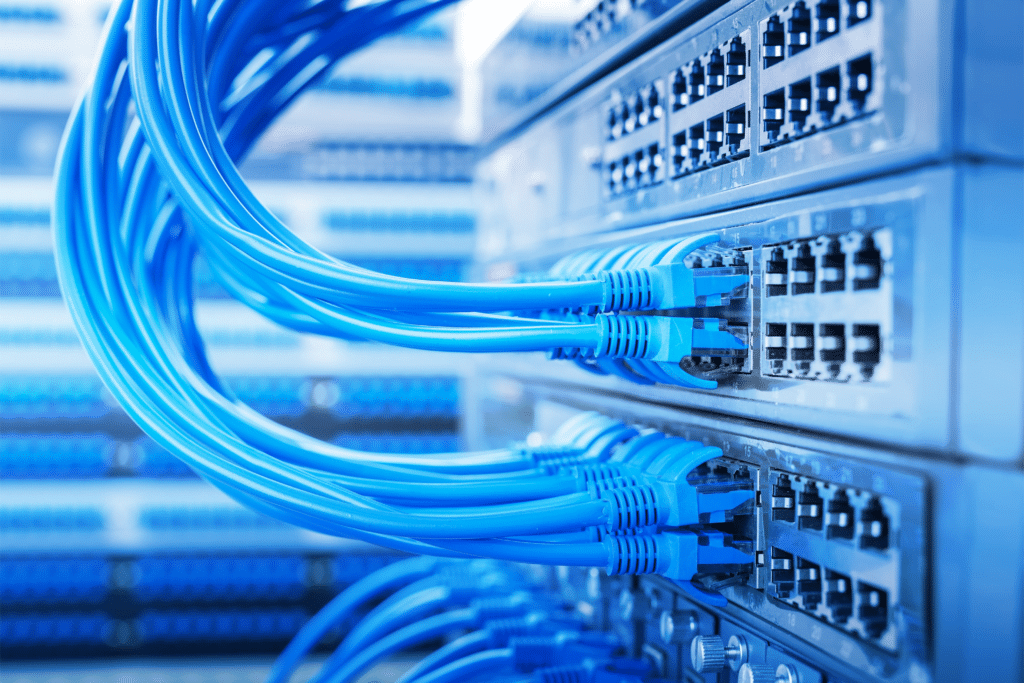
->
xmin=706 ymin=115 xmax=724 ymax=158
xmin=798 ymin=481 xmax=824 ymax=530
xmin=788 ymin=2 xmax=811 ymax=56
xmin=789 ymin=324 xmax=814 ymax=375
xmin=763 ymin=15 xmax=784 ymax=68
xmin=688 ymin=59 xmax=705 ymax=103
xmin=860 ymin=497 xmax=890 ymax=550
xmin=788 ymin=79 xmax=812 ymax=133
xmin=848 ymin=0 xmax=871 ymax=26
xmin=772 ymin=475 xmax=797 ymax=522
xmin=825 ymin=569 xmax=853 ymax=623
xmin=791 ymin=242 xmax=815 ymax=294
xmin=816 ymin=0 xmax=840 ymax=41
xmin=688 ymin=123 xmax=705 ymax=162
xmin=726 ymin=105 xmax=746 ymax=154
xmin=857 ymin=581 xmax=888 ymax=638
xmin=852 ymin=233 xmax=882 ymax=289
xmin=796 ymin=557 xmax=822 ymax=609
xmin=851 ymin=324 xmax=881 ymax=378
xmin=826 ymin=489 xmax=855 ymax=540
xmin=771 ymin=548 xmax=795 ymax=598
xmin=763 ymin=89 xmax=785 ymax=143
xmin=819 ymin=323 xmax=846 ymax=377
xmin=765 ymin=247 xmax=788 ymax=296
xmin=816 ymin=67 xmax=841 ymax=121
xmin=820 ymin=238 xmax=846 ymax=292
xmin=847 ymin=55 xmax=873 ymax=112
xmin=671 ymin=69 xmax=686 ymax=110
xmin=671 ymin=131 xmax=686 ymax=175
xmin=726 ymin=38 xmax=746 ymax=85
xmin=706 ymin=51 xmax=725 ymax=95
xmin=765 ymin=323 xmax=787 ymax=366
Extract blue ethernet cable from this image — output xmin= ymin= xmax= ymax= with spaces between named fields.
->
xmin=406 ymin=649 xmax=515 ymax=683
xmin=265 ymin=555 xmax=442 ymax=683
xmin=52 ymin=0 xmax=752 ymax=581
xmin=322 ymin=594 xmax=542 ymax=683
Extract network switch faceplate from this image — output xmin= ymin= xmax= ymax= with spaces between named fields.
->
xmin=487 ymin=394 xmax=1024 ymax=683
xmin=476 ymin=0 xmax=1023 ymax=255
xmin=474 ymin=164 xmax=1024 ymax=464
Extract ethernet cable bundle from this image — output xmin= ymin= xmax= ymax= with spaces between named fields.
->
xmin=53 ymin=0 xmax=751 ymax=582
xmin=263 ymin=556 xmax=655 ymax=683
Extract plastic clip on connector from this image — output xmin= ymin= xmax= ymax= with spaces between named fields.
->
xmin=595 ymin=315 xmax=747 ymax=363
xmin=604 ymin=530 xmax=754 ymax=582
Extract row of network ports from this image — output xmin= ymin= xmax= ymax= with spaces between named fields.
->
xmin=762 ymin=0 xmax=873 ymax=69
xmin=0 ymin=552 xmax=396 ymax=606
xmin=1 ymin=608 xmax=308 ymax=650
xmin=769 ymin=548 xmax=890 ymax=640
xmin=607 ymin=79 xmax=663 ymax=140
xmin=670 ymin=105 xmax=748 ymax=176
xmin=571 ymin=0 xmax=651 ymax=54
xmin=763 ymin=230 xmax=886 ymax=296
xmin=605 ymin=142 xmax=665 ymax=196
xmin=764 ymin=322 xmax=881 ymax=380
xmin=762 ymin=54 xmax=875 ymax=148
xmin=770 ymin=473 xmax=892 ymax=551
xmin=669 ymin=36 xmax=747 ymax=111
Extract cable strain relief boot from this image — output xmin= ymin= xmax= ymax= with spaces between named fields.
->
xmin=595 ymin=314 xmax=652 ymax=359
xmin=599 ymin=268 xmax=655 ymax=312
xmin=603 ymin=534 xmax=662 ymax=576
xmin=600 ymin=485 xmax=661 ymax=529
xmin=573 ymin=463 xmax=639 ymax=495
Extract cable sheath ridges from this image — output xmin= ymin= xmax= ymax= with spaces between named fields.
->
xmin=596 ymin=315 xmax=650 ymax=359
xmin=601 ymin=485 xmax=659 ymax=529
xmin=604 ymin=535 xmax=660 ymax=575
xmin=599 ymin=268 xmax=654 ymax=312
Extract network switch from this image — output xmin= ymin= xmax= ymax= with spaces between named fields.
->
xmin=477 ymin=0 xmax=1023 ymax=255
xmin=466 ymin=394 xmax=1023 ymax=683
xmin=478 ymin=163 xmax=1022 ymax=464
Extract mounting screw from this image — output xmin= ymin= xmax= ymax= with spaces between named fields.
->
xmin=690 ymin=634 xmax=748 ymax=672
xmin=659 ymin=609 xmax=697 ymax=644
xmin=775 ymin=663 xmax=799 ymax=683
xmin=738 ymin=663 xmax=779 ymax=683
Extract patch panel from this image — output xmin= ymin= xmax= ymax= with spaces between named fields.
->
xmin=0 ymin=547 xmax=405 ymax=659
xmin=321 ymin=208 xmax=475 ymax=233
xmin=0 ymin=374 xmax=188 ymax=420
xmin=0 ymin=612 xmax=109 ymax=647
xmin=0 ymin=556 xmax=110 ymax=604
xmin=0 ymin=506 xmax=105 ymax=533
xmin=138 ymin=506 xmax=292 ymax=534
xmin=312 ymin=75 xmax=454 ymax=100
xmin=138 ymin=608 xmax=308 ymax=643
xmin=330 ymin=431 xmax=461 ymax=453
xmin=134 ymin=554 xmax=307 ymax=602
xmin=0 ymin=434 xmax=111 ymax=479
